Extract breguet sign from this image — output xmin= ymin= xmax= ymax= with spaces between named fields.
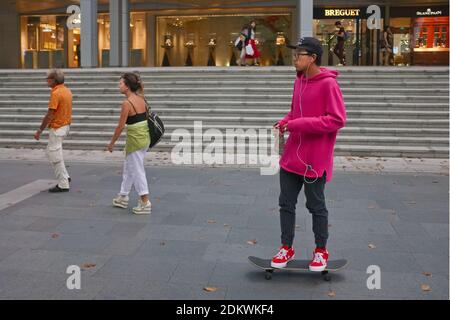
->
xmin=314 ymin=7 xmax=385 ymax=19
xmin=324 ymin=9 xmax=361 ymax=17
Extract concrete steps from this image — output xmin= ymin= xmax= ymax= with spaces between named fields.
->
xmin=0 ymin=66 xmax=448 ymax=158
xmin=0 ymin=138 xmax=446 ymax=159
xmin=0 ymin=101 xmax=448 ymax=112
xmin=0 ymin=107 xmax=448 ymax=120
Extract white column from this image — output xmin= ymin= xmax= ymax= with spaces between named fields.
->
xmin=109 ymin=0 xmax=121 ymax=67
xmin=80 ymin=0 xmax=98 ymax=68
xmin=297 ymin=0 xmax=313 ymax=38
xmin=121 ymin=0 xmax=129 ymax=67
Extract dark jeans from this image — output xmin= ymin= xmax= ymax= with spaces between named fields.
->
xmin=279 ymin=168 xmax=329 ymax=248
xmin=333 ymin=42 xmax=345 ymax=65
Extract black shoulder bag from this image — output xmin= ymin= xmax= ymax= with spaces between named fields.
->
xmin=143 ymin=97 xmax=165 ymax=149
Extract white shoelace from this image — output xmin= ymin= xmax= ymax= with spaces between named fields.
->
xmin=313 ymin=252 xmax=326 ymax=265
xmin=275 ymin=248 xmax=288 ymax=260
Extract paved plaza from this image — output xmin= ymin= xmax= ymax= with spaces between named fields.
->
xmin=0 ymin=154 xmax=448 ymax=300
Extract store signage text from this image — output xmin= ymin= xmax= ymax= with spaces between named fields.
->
xmin=416 ymin=8 xmax=443 ymax=16
xmin=67 ymin=5 xmax=81 ymax=29
xmin=325 ymin=9 xmax=360 ymax=17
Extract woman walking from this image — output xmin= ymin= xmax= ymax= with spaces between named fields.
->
xmin=239 ymin=20 xmax=261 ymax=66
xmin=107 ymin=72 xmax=151 ymax=215
xmin=381 ymin=26 xmax=394 ymax=66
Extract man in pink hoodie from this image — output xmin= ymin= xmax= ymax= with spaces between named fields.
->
xmin=271 ymin=37 xmax=346 ymax=272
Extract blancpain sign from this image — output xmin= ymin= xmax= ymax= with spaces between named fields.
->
xmin=416 ymin=8 xmax=443 ymax=16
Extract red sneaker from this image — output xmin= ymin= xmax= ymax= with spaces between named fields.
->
xmin=309 ymin=248 xmax=329 ymax=272
xmin=271 ymin=245 xmax=295 ymax=268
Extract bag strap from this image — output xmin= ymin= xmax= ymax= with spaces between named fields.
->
xmin=126 ymin=99 xmax=138 ymax=114
xmin=142 ymin=96 xmax=151 ymax=119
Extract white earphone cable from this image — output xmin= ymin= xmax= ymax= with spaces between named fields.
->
xmin=296 ymin=62 xmax=319 ymax=184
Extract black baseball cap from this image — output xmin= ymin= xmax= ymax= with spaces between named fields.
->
xmin=287 ymin=37 xmax=323 ymax=57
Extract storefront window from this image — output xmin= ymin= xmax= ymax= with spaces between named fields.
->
xmin=390 ymin=18 xmax=412 ymax=66
xmin=390 ymin=6 xmax=449 ymax=66
xmin=313 ymin=7 xmax=385 ymax=66
xmin=314 ymin=19 xmax=357 ymax=66
xmin=156 ymin=14 xmax=291 ymax=67
xmin=130 ymin=13 xmax=147 ymax=67
xmin=98 ymin=14 xmax=110 ymax=67
xmin=412 ymin=16 xmax=449 ymax=65
xmin=21 ymin=14 xmax=81 ymax=68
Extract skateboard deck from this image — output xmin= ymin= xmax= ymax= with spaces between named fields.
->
xmin=248 ymin=256 xmax=348 ymax=281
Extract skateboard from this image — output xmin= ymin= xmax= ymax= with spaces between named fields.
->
xmin=248 ymin=256 xmax=348 ymax=281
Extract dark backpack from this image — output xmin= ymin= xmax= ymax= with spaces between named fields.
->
xmin=343 ymin=31 xmax=350 ymax=41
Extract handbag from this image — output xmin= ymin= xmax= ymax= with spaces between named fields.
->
xmin=144 ymin=97 xmax=165 ymax=148
xmin=245 ymin=43 xmax=254 ymax=56
xmin=234 ymin=36 xmax=243 ymax=50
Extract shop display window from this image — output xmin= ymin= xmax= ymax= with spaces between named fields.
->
xmin=156 ymin=13 xmax=291 ymax=67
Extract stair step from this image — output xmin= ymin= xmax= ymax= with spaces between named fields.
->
xmin=0 ymin=138 xmax=446 ymax=158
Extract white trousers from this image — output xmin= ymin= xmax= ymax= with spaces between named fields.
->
xmin=120 ymin=146 xmax=149 ymax=196
xmin=46 ymin=125 xmax=70 ymax=189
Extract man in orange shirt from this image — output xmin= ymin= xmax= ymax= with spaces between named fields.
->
xmin=34 ymin=69 xmax=72 ymax=192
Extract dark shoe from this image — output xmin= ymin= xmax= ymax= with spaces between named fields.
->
xmin=49 ymin=185 xmax=69 ymax=193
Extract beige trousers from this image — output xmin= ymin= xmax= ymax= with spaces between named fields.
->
xmin=46 ymin=125 xmax=70 ymax=189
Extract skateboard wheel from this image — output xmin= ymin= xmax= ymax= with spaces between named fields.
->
xmin=265 ymin=272 xmax=272 ymax=280
xmin=323 ymin=275 xmax=331 ymax=282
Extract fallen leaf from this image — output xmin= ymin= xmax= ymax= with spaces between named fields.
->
xmin=327 ymin=291 xmax=336 ymax=298
xmin=421 ymin=284 xmax=431 ymax=292
xmin=223 ymin=224 xmax=230 ymax=228
xmin=203 ymin=287 xmax=218 ymax=293
xmin=247 ymin=239 xmax=258 ymax=245
xmin=423 ymin=272 xmax=433 ymax=277
xmin=207 ymin=219 xmax=216 ymax=224
xmin=368 ymin=244 xmax=376 ymax=249
xmin=51 ymin=233 xmax=59 ymax=239
xmin=160 ymin=241 xmax=166 ymax=246
xmin=81 ymin=263 xmax=96 ymax=269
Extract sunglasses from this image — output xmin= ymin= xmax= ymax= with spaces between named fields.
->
xmin=293 ymin=52 xmax=312 ymax=59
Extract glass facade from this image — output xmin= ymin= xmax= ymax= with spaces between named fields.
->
xmin=17 ymin=3 xmax=449 ymax=68
xmin=390 ymin=5 xmax=449 ymax=65
xmin=155 ymin=13 xmax=291 ymax=67
xmin=313 ymin=7 xmax=386 ymax=66
xmin=20 ymin=15 xmax=77 ymax=68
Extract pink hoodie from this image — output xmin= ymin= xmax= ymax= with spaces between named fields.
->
xmin=278 ymin=67 xmax=346 ymax=182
